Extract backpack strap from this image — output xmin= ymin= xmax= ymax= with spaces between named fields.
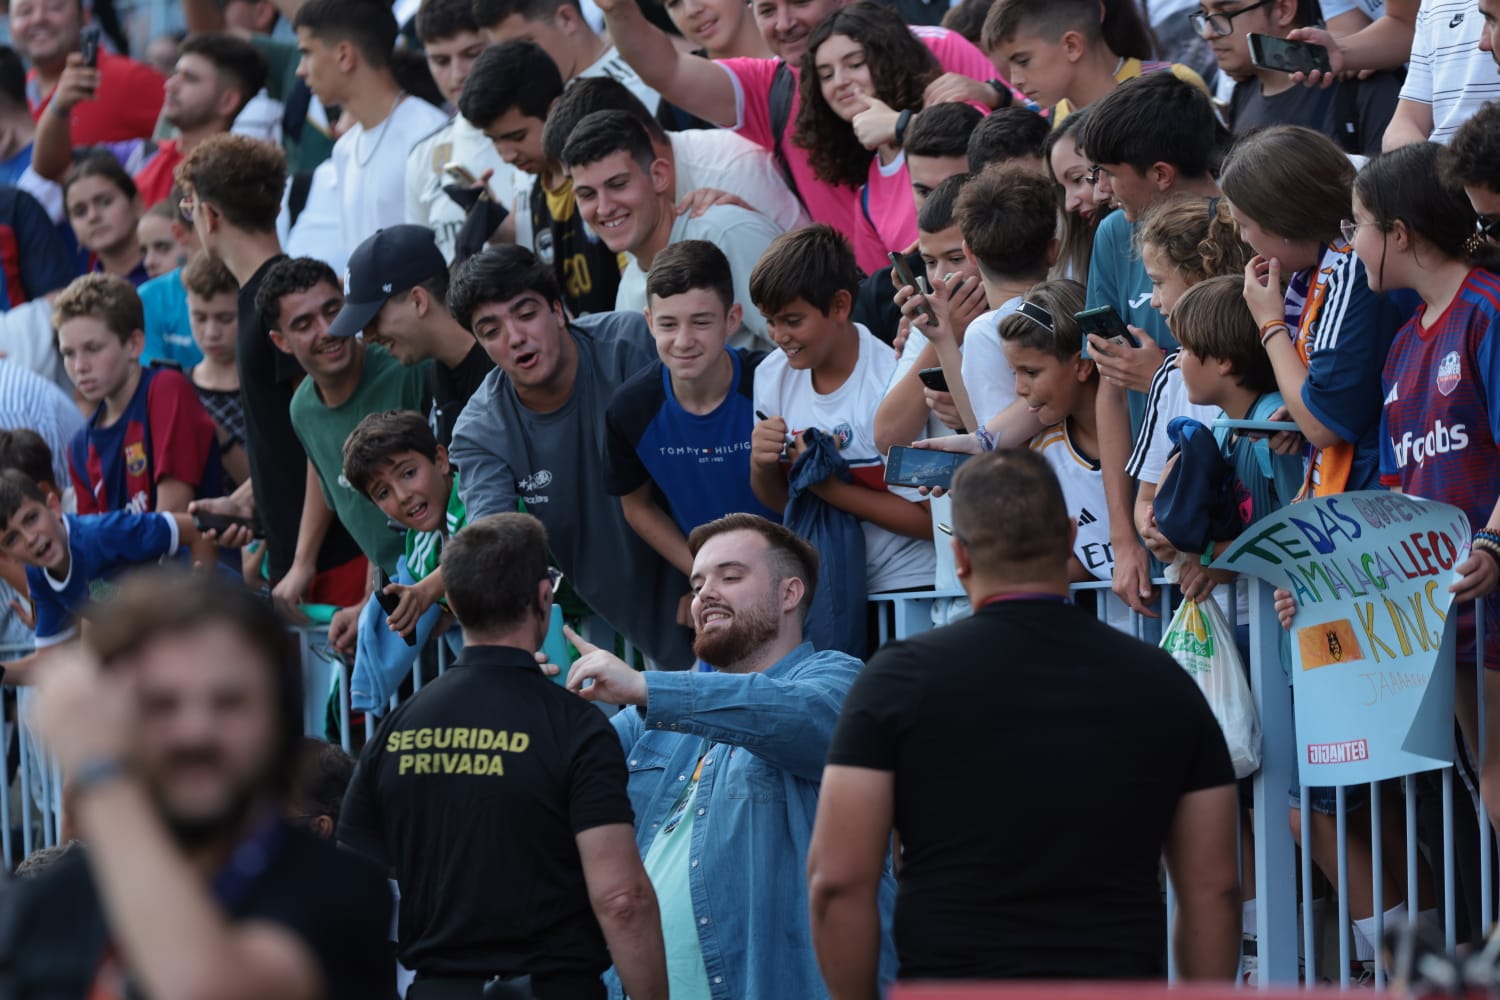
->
xmin=768 ymin=62 xmax=807 ymax=213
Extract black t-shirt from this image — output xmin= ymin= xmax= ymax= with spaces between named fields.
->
xmin=0 ymin=822 xmax=396 ymax=999
xmin=428 ymin=342 xmax=494 ymax=448
xmin=237 ymin=254 xmax=361 ymax=581
xmin=1228 ymin=71 xmax=1402 ymax=157
xmin=829 ymin=599 xmax=1235 ymax=981
xmin=528 ymin=181 xmax=623 ymax=319
xmin=337 ymin=644 xmax=635 ymax=979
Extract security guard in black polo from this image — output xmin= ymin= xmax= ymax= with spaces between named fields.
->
xmin=338 ymin=513 xmax=669 ymax=1000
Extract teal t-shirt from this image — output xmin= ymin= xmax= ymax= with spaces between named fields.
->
xmin=642 ymin=751 xmax=713 ymax=1000
xmin=1085 ymin=210 xmax=1179 ymax=436
xmin=139 ymin=268 xmax=201 ymax=369
xmin=290 ymin=343 xmax=431 ymax=574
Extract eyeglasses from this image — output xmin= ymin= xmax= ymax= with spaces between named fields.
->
xmin=1188 ymin=0 xmax=1273 ymax=38
xmin=1338 ymin=219 xmax=1374 ymax=243
xmin=178 ymin=193 xmax=196 ymax=224
xmin=1477 ymin=214 xmax=1500 ymax=243
xmin=546 ymin=566 xmax=564 ymax=590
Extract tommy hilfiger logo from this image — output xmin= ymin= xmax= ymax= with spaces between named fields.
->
xmin=1077 ymin=508 xmax=1098 ymax=526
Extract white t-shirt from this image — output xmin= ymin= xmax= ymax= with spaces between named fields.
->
xmin=282 ymin=159 xmax=349 ymax=279
xmin=754 ymin=323 xmax=937 ymax=593
xmin=1318 ymin=0 xmax=1385 ymax=21
xmin=1398 ymin=0 xmax=1500 ymax=144
xmin=613 ymin=205 xmax=783 ymax=350
xmin=232 ymin=89 xmax=283 ymax=145
xmin=405 ymin=114 xmax=519 ymax=263
xmin=670 ymin=129 xmax=810 ymax=233
xmin=580 ymin=46 xmax=661 ymax=114
xmin=1126 ymin=351 xmax=1222 ymax=486
xmin=959 ymin=297 xmax=1023 ymax=427
xmin=1031 ymin=421 xmax=1133 ymax=630
xmin=332 ymin=95 xmax=449 ymax=256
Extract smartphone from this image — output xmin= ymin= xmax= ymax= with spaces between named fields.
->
xmin=917 ymin=366 xmax=949 ymax=393
xmin=884 ymin=445 xmax=971 ymax=491
xmin=79 ymin=24 xmax=101 ymax=68
xmin=442 ymin=162 xmax=491 ymax=200
xmin=1075 ymin=306 xmax=1141 ymax=358
xmin=889 ymin=252 xmax=938 ymax=328
xmin=375 ymin=569 xmax=418 ymax=647
xmin=1247 ymin=33 xmax=1332 ymax=76
xmin=192 ymin=510 xmax=261 ymax=539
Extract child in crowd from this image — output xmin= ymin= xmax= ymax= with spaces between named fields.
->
xmin=0 ymin=469 xmax=216 ymax=681
xmin=1353 ymin=141 xmax=1500 ymax=831
xmin=792 ymin=2 xmax=941 ymax=272
xmin=0 ymin=429 xmax=69 ymax=643
xmin=1149 ymin=276 xmax=1302 ymax=583
xmin=995 ymin=279 xmax=1110 ymax=583
xmin=136 ymin=199 xmax=188 ymax=280
xmin=606 ymin=240 xmax=777 ymax=583
xmin=1227 ymin=125 xmax=1412 ymax=499
xmin=138 ymin=184 xmax=205 ymax=370
xmin=63 ymin=151 xmax=148 ymax=286
xmin=751 ymin=225 xmax=936 ymax=597
xmin=1128 ymin=194 xmax=1250 ymax=548
xmin=55 ymin=274 xmax=222 ymax=516
xmin=343 ymin=409 xmax=465 ymax=642
xmin=981 ymin=0 xmax=1205 ymax=120
xmin=182 ymin=252 xmax=248 ymax=490
xmin=1042 ymin=110 xmax=1111 ymax=283
xmin=876 ymin=174 xmax=984 ymax=453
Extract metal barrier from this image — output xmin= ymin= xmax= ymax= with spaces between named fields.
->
xmin=0 ymin=585 xmax=1485 ymax=992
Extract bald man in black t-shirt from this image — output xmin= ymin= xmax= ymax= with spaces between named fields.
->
xmin=807 ymin=449 xmax=1241 ymax=990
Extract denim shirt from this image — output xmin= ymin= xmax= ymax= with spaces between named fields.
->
xmin=607 ymin=642 xmax=897 ymax=1000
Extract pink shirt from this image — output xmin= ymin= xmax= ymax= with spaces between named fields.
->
xmin=719 ymin=26 xmax=995 ymax=267
xmin=856 ymin=152 xmax=918 ymax=272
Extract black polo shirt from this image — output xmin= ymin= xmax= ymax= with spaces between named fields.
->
xmin=237 ymin=253 xmax=361 ymax=581
xmin=338 ymin=644 xmax=635 ymax=979
xmin=0 ymin=821 xmax=396 ymax=999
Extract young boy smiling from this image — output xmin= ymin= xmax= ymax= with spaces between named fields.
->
xmin=342 ymin=410 xmax=465 ymax=641
xmin=0 ymin=469 xmax=215 ymax=682
xmin=750 ymin=225 xmax=935 ymax=597
xmin=606 ymin=240 xmax=777 ymax=579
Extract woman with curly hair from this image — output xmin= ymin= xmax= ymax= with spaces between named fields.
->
xmin=792 ymin=1 xmax=942 ymax=272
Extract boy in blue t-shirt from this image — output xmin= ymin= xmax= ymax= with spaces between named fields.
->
xmin=0 ymin=469 xmax=216 ymax=683
xmin=605 ymin=240 xmax=777 ymax=585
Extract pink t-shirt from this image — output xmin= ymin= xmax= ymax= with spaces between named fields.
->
xmin=856 ymin=152 xmax=917 ymax=272
xmin=719 ymin=26 xmax=995 ymax=264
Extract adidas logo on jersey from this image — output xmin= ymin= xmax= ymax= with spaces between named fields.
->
xmin=1390 ymin=420 xmax=1469 ymax=468
xmin=1077 ymin=508 xmax=1098 ymax=526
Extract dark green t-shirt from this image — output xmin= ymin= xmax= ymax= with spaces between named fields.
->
xmin=253 ymin=34 xmax=334 ymax=173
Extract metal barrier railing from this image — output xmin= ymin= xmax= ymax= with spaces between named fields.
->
xmin=0 ymin=585 xmax=1486 ymax=990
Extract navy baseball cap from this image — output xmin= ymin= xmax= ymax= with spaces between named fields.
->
xmin=328 ymin=225 xmax=447 ymax=339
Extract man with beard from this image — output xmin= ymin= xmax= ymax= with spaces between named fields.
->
xmin=337 ymin=512 xmax=669 ymax=1000
xmin=563 ymin=512 xmax=893 ymax=1000
xmin=0 ymin=570 xmax=396 ymax=998
xmin=32 ymin=32 xmax=267 ymax=206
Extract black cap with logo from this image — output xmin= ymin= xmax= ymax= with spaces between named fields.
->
xmin=328 ymin=225 xmax=447 ymax=339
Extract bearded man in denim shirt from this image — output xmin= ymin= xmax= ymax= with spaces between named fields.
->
xmin=564 ymin=512 xmax=896 ymax=999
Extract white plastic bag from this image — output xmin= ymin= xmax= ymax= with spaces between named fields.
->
xmin=1160 ymin=596 xmax=1263 ymax=778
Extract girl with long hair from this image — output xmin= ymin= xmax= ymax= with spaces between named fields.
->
xmin=792 ymin=1 xmax=941 ymax=272
xmin=1043 ymin=109 xmax=1111 ymax=282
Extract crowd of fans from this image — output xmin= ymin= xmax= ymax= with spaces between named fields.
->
xmin=0 ymin=0 xmax=1498 ymax=992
